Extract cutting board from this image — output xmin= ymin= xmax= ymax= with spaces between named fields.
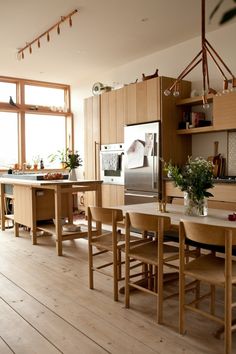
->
xmin=207 ymin=141 xmax=223 ymax=177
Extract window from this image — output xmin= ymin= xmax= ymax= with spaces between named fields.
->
xmin=0 ymin=113 xmax=18 ymax=169
xmin=25 ymin=114 xmax=66 ymax=168
xmin=0 ymin=76 xmax=72 ymax=170
xmin=25 ymin=85 xmax=65 ymax=109
xmin=0 ymin=82 xmax=16 ymax=103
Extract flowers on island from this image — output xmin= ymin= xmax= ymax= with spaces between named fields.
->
xmin=64 ymin=150 xmax=83 ymax=171
xmin=49 ymin=148 xmax=82 ymax=171
xmin=165 ymin=157 xmax=214 ymax=202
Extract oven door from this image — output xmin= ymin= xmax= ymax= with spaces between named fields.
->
xmin=100 ymin=152 xmax=124 ymax=185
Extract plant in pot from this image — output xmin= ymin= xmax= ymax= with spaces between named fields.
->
xmin=48 ymin=148 xmax=82 ymax=180
xmin=48 ymin=148 xmax=69 ymax=169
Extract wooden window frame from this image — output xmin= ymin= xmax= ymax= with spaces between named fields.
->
xmin=0 ymin=76 xmax=73 ymax=171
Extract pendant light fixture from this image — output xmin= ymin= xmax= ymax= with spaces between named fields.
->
xmin=17 ymin=9 xmax=78 ymax=60
xmin=164 ymin=0 xmax=235 ymax=108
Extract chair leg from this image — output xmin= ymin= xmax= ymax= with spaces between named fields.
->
xmin=179 ymin=273 xmax=185 ymax=334
xmin=157 ymin=264 xmax=163 ymax=324
xmin=125 ymin=253 xmax=130 ymax=308
xmin=88 ymin=244 xmax=94 ymax=289
xmin=117 ymin=249 xmax=122 ymax=281
xmin=195 ymin=280 xmax=200 ymax=309
xmin=210 ymin=285 xmax=215 ymax=315
xmin=113 ymin=246 xmax=118 ymax=301
xmin=225 ymin=281 xmax=232 ymax=354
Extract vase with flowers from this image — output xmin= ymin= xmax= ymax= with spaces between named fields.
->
xmin=165 ymin=157 xmax=214 ymax=216
xmin=64 ymin=150 xmax=83 ymax=181
xmin=49 ymin=148 xmax=82 ymax=181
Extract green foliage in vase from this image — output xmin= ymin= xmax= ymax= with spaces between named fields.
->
xmin=165 ymin=157 xmax=214 ymax=201
xmin=48 ymin=148 xmax=82 ymax=171
xmin=210 ymin=0 xmax=236 ymax=25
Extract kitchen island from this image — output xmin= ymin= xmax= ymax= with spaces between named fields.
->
xmin=0 ymin=177 xmax=102 ymax=255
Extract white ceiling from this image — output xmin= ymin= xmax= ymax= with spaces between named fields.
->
xmin=1 ymin=0 xmax=235 ymax=85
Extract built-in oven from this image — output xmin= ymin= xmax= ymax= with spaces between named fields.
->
xmin=100 ymin=143 xmax=124 ymax=185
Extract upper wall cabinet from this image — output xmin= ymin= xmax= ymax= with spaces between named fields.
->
xmin=213 ymin=91 xmax=236 ymax=130
xmin=101 ymin=87 xmax=125 ymax=144
xmin=124 ymin=78 xmax=161 ymax=124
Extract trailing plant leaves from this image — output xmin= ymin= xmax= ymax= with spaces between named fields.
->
xmin=209 ymin=0 xmax=224 ymax=22
xmin=220 ymin=7 xmax=236 ymax=24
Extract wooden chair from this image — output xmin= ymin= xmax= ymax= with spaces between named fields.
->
xmin=88 ymin=206 xmax=140 ymax=301
xmin=179 ymin=221 xmax=236 ymax=354
xmin=125 ymin=212 xmax=179 ymax=324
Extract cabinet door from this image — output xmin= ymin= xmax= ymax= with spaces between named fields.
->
xmin=102 ymin=184 xmax=124 ymax=207
xmin=109 ymin=90 xmax=117 ymax=143
xmin=136 ymin=81 xmax=147 ymax=123
xmin=147 ymin=77 xmax=160 ymax=120
xmin=125 ymin=78 xmax=160 ymax=124
xmin=124 ymin=83 xmax=137 ymax=124
xmin=213 ymin=92 xmax=236 ymax=130
xmin=84 ymin=96 xmax=100 ymax=208
xmin=116 ymin=185 xmax=124 ymax=206
xmin=101 ymin=92 xmax=110 ymax=144
xmin=116 ymin=88 xmax=125 ymax=143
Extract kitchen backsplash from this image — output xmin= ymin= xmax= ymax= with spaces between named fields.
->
xmin=228 ymin=131 xmax=236 ymax=176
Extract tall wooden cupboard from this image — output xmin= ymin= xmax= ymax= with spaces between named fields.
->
xmin=84 ymin=76 xmax=191 ymax=208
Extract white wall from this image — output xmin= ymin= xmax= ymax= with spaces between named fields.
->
xmin=71 ymin=21 xmax=236 ymax=172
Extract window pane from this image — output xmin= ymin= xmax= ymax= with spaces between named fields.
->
xmin=0 ymin=113 xmax=18 ymax=169
xmin=25 ymin=85 xmax=65 ymax=108
xmin=25 ymin=114 xmax=66 ymax=168
xmin=0 ymin=82 xmax=16 ymax=103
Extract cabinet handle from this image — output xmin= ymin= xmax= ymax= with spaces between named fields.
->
xmin=94 ymin=141 xmax=100 ymax=180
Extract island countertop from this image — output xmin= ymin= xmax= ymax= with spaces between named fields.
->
xmin=0 ymin=178 xmax=102 ymax=256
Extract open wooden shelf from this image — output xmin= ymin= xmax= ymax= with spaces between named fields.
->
xmin=176 ymin=94 xmax=214 ymax=107
xmin=177 ymin=126 xmax=215 ymax=135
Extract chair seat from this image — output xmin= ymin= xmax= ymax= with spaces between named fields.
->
xmin=129 ymin=241 xmax=179 ymax=266
xmin=185 ymin=254 xmax=236 ymax=285
xmin=91 ymin=232 xmax=140 ymax=251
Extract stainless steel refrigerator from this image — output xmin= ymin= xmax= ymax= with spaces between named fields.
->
xmin=124 ymin=121 xmax=160 ymax=204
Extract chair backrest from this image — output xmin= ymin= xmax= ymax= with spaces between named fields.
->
xmin=180 ymin=220 xmax=236 ymax=246
xmin=88 ymin=206 xmax=123 ymax=224
xmin=126 ymin=212 xmax=171 ymax=233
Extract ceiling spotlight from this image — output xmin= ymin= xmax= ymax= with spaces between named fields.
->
xmin=17 ymin=9 xmax=78 ymax=59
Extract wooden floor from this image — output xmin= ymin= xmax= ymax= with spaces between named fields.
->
xmin=0 ymin=226 xmax=235 ymax=354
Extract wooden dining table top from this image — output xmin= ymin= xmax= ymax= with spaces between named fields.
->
xmin=116 ymin=202 xmax=236 ymax=229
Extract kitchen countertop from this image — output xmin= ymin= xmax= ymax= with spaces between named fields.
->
xmin=164 ymin=177 xmax=236 ymax=184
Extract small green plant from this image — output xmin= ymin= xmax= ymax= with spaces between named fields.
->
xmin=48 ymin=148 xmax=82 ymax=171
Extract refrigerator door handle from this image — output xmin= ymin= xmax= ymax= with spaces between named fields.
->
xmin=125 ymin=193 xmax=156 ymax=198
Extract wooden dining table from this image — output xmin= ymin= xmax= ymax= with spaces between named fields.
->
xmin=116 ymin=202 xmax=236 ymax=230
xmin=117 ymin=202 xmax=236 ymax=339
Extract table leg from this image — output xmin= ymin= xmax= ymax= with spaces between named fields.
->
xmin=54 ymin=185 xmax=63 ymax=256
xmin=14 ymin=222 xmax=19 ymax=237
xmin=0 ymin=183 xmax=5 ymax=231
xmin=31 ymin=188 xmax=37 ymax=245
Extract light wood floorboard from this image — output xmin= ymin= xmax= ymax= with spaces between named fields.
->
xmin=0 ymin=228 xmax=235 ymax=353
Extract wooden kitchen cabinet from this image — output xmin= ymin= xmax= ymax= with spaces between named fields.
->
xmin=101 ymin=88 xmax=125 ymax=144
xmin=164 ymin=180 xmax=236 ymax=210
xmin=176 ymin=91 xmax=236 ymax=134
xmin=102 ymin=185 xmax=124 ymax=207
xmin=213 ymin=91 xmax=236 ymax=130
xmin=124 ymin=78 xmax=160 ymax=124
xmin=84 ymin=95 xmax=101 ymax=208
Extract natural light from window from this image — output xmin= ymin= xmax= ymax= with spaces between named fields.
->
xmin=25 ymin=114 xmax=66 ymax=168
xmin=0 ymin=82 xmax=16 ymax=103
xmin=25 ymin=85 xmax=65 ymax=109
xmin=0 ymin=113 xmax=18 ymax=169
